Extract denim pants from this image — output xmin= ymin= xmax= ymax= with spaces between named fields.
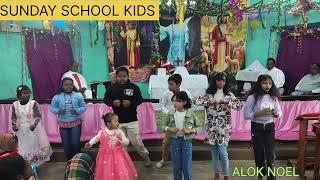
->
xmin=59 ymin=125 xmax=82 ymax=160
xmin=251 ymin=122 xmax=275 ymax=179
xmin=211 ymin=144 xmax=229 ymax=176
xmin=170 ymin=137 xmax=192 ymax=180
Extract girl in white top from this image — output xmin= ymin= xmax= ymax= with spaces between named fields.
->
xmin=11 ymin=85 xmax=52 ymax=166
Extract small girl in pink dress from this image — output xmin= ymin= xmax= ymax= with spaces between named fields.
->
xmin=85 ymin=113 xmax=138 ymax=180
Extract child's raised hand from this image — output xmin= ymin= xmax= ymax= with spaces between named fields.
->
xmin=29 ymin=124 xmax=36 ymax=131
xmin=71 ymin=109 xmax=77 ymax=115
xmin=273 ymin=110 xmax=279 ymax=118
xmin=255 ymin=108 xmax=273 ymax=117
xmin=12 ymin=126 xmax=19 ymax=132
xmin=84 ymin=143 xmax=91 ymax=148
xmin=182 ymin=128 xmax=195 ymax=134
xmin=122 ymin=100 xmax=131 ymax=108
xmin=262 ymin=108 xmax=273 ymax=116
xmin=208 ymin=101 xmax=216 ymax=106
xmin=168 ymin=127 xmax=179 ymax=133
xmin=113 ymin=100 xmax=121 ymax=107
xmin=117 ymin=134 xmax=122 ymax=141
xmin=58 ymin=109 xmax=65 ymax=115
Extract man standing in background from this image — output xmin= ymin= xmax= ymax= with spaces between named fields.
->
xmin=62 ymin=63 xmax=93 ymax=99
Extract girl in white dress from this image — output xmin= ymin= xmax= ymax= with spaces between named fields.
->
xmin=11 ymin=85 xmax=52 ymax=166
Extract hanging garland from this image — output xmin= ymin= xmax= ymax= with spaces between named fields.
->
xmin=112 ymin=21 xmax=119 ymax=51
xmin=276 ymin=0 xmax=282 ymax=27
xmin=229 ymin=0 xmax=248 ymax=23
xmin=22 ymin=28 xmax=72 ymax=45
xmin=257 ymin=0 xmax=266 ymax=29
xmin=278 ymin=26 xmax=320 ymax=54
xmin=20 ymin=32 xmax=28 ymax=83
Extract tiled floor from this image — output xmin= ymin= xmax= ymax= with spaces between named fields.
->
xmin=38 ymin=160 xmax=314 ymax=180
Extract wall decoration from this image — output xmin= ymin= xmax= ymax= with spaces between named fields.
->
xmin=201 ymin=16 xmax=247 ymax=74
xmin=0 ymin=21 xmax=21 ymax=32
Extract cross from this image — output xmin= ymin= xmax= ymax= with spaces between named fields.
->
xmin=175 ymin=58 xmax=183 ymax=66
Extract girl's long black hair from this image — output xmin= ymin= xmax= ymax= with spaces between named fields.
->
xmin=60 ymin=77 xmax=77 ymax=93
xmin=171 ymin=91 xmax=192 ymax=109
xmin=249 ymin=74 xmax=281 ymax=101
xmin=206 ymin=72 xmax=230 ymax=95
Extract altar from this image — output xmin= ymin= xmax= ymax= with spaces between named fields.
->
xmin=235 ymin=60 xmax=266 ymax=93
xmin=149 ymin=67 xmax=208 ymax=110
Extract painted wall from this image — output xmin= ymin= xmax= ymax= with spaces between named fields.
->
xmin=0 ymin=21 xmax=108 ymax=99
xmin=246 ymin=0 xmax=320 ymax=66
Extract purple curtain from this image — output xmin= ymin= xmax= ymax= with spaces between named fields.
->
xmin=276 ymin=28 xmax=320 ymax=94
xmin=25 ymin=31 xmax=74 ymax=100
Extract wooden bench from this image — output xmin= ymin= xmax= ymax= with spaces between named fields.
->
xmin=313 ymin=123 xmax=320 ymax=180
xmin=288 ymin=115 xmax=320 ymax=176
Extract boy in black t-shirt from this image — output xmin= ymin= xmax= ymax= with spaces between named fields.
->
xmin=104 ymin=67 xmax=151 ymax=167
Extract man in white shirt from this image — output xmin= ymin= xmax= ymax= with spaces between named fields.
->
xmin=260 ymin=58 xmax=285 ymax=94
xmin=62 ymin=63 xmax=93 ymax=98
xmin=156 ymin=74 xmax=193 ymax=168
xmin=291 ymin=63 xmax=320 ymax=96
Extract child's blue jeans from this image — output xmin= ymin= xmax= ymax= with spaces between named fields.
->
xmin=59 ymin=125 xmax=82 ymax=160
xmin=170 ymin=137 xmax=192 ymax=180
xmin=211 ymin=144 xmax=229 ymax=176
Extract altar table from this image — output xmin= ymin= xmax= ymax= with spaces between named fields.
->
xmin=149 ymin=74 xmax=208 ymax=110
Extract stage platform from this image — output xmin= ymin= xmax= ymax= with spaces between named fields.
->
xmin=39 ymin=160 xmax=312 ymax=180
xmin=49 ymin=140 xmax=314 ymax=162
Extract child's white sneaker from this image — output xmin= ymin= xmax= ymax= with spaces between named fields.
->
xmin=156 ymin=159 xmax=165 ymax=168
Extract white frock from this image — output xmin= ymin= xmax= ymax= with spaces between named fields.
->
xmin=12 ymin=100 xmax=52 ymax=165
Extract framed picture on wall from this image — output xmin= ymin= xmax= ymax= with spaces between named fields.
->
xmin=0 ymin=21 xmax=22 ymax=33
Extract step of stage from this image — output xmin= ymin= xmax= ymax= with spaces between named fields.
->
xmin=49 ymin=140 xmax=312 ymax=162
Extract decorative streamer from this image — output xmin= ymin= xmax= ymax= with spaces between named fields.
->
xmin=249 ymin=19 xmax=254 ymax=39
xmin=271 ymin=32 xmax=276 ymax=58
xmin=51 ymin=23 xmax=55 ymax=36
xmin=258 ymin=0 xmax=266 ymax=29
xmin=117 ymin=22 xmax=122 ymax=52
xmin=284 ymin=11 xmax=287 ymax=26
xmin=79 ymin=33 xmax=83 ymax=74
xmin=112 ymin=21 xmax=119 ymax=50
xmin=177 ymin=0 xmax=186 ymax=29
xmin=94 ymin=21 xmax=99 ymax=45
xmin=77 ymin=31 xmax=81 ymax=65
xmin=21 ymin=33 xmax=25 ymax=84
xmin=267 ymin=30 xmax=272 ymax=57
xmin=89 ymin=21 xmax=93 ymax=48
xmin=5 ymin=23 xmax=8 ymax=48
xmin=32 ymin=26 xmax=37 ymax=50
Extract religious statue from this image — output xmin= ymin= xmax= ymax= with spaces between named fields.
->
xmin=120 ymin=22 xmax=141 ymax=68
xmin=199 ymin=46 xmax=210 ymax=75
xmin=210 ymin=17 xmax=233 ymax=72
xmin=160 ymin=15 xmax=191 ymax=67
